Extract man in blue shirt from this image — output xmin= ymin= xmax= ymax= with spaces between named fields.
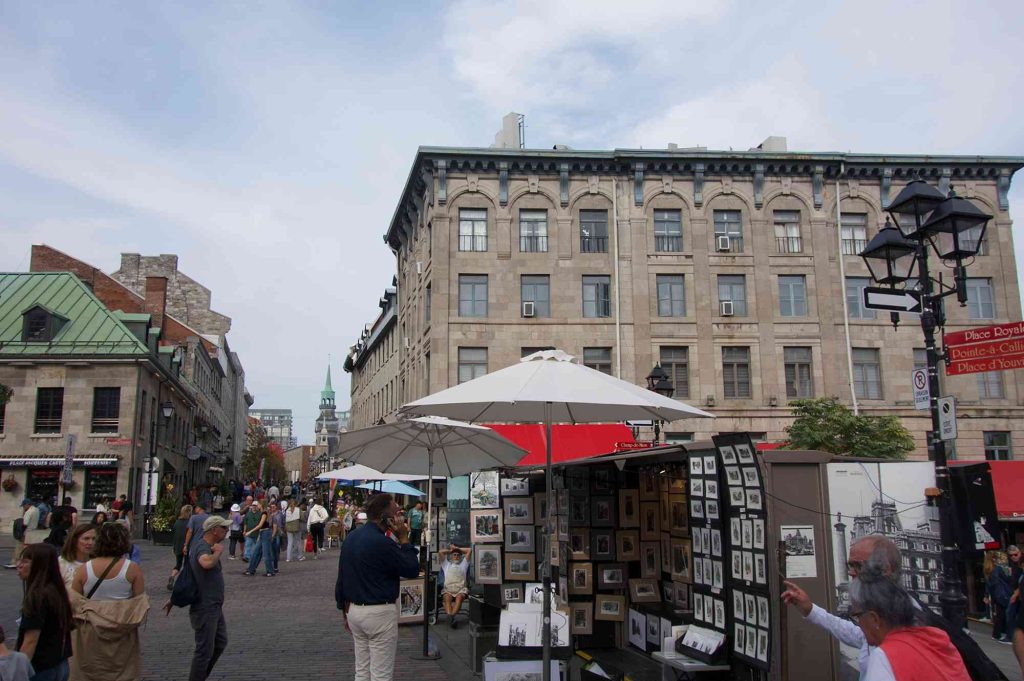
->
xmin=336 ymin=494 xmax=420 ymax=681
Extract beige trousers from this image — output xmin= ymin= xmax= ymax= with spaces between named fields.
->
xmin=348 ymin=602 xmax=399 ymax=681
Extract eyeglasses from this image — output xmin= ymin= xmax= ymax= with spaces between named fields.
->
xmin=849 ymin=610 xmax=865 ymax=625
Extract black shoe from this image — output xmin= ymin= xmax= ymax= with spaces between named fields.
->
xmin=450 ymin=619 xmax=458 ymax=630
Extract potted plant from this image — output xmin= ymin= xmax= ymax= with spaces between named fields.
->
xmin=149 ymin=494 xmax=179 ymax=546
xmin=2 ymin=475 xmax=19 ymax=493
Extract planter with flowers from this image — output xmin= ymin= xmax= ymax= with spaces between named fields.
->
xmin=2 ymin=476 xmax=19 ymax=494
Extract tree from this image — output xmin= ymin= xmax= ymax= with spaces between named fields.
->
xmin=240 ymin=419 xmax=287 ymax=483
xmin=784 ymin=398 xmax=914 ymax=460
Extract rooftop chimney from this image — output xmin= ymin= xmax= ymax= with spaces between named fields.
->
xmin=144 ymin=276 xmax=168 ymax=332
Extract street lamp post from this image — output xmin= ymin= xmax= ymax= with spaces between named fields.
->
xmin=859 ymin=180 xmax=992 ymax=630
xmin=645 ymin=364 xmax=675 ymax=443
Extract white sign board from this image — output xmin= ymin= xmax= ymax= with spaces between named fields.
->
xmin=781 ymin=525 xmax=817 ymax=579
xmin=938 ymin=396 xmax=957 ymax=441
xmin=912 ymin=369 xmax=930 ymax=411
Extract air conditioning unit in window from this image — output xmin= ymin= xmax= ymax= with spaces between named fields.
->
xmin=716 ymin=235 xmax=732 ymax=252
xmin=415 ymin=261 xmax=422 ymax=274
xmin=403 ymin=337 xmax=410 ymax=349
xmin=705 ymin=395 xmax=716 ymax=407
xmin=720 ymin=300 xmax=734 ymax=316
xmin=522 ymin=301 xmax=536 ymax=318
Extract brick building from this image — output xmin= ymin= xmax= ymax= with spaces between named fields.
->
xmin=346 ymin=137 xmax=1023 ymax=459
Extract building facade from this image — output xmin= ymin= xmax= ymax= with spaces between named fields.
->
xmin=348 ymin=142 xmax=1023 ymax=460
xmin=0 ymin=273 xmax=195 ymax=524
xmin=344 ymin=286 xmax=400 ymax=430
xmin=314 ymin=365 xmax=340 ymax=455
xmin=248 ymin=409 xmax=296 ymax=450
xmin=283 ymin=444 xmax=315 ymax=482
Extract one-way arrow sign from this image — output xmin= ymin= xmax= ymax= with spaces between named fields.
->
xmin=863 ymin=287 xmax=923 ymax=314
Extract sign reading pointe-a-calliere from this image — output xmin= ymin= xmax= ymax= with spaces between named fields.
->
xmin=943 ymin=320 xmax=1024 ymax=376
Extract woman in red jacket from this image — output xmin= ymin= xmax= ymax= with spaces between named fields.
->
xmin=850 ymin=559 xmax=969 ymax=681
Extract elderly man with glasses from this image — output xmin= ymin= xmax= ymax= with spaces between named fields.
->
xmin=781 ymin=534 xmax=1005 ymax=681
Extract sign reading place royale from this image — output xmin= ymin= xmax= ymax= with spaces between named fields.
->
xmin=944 ymin=321 xmax=1024 ymax=376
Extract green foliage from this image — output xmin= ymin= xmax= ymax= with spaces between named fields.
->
xmin=0 ymin=383 xmax=12 ymax=408
xmin=784 ymin=398 xmax=914 ymax=460
xmin=151 ymin=493 xmax=180 ymax=533
xmin=241 ymin=420 xmax=287 ymax=483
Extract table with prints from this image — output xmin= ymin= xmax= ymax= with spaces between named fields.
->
xmin=652 ymin=651 xmax=731 ymax=681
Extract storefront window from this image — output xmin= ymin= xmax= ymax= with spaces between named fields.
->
xmin=84 ymin=469 xmax=117 ymax=510
xmin=26 ymin=468 xmax=60 ymax=503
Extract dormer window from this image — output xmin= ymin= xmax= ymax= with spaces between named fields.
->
xmin=22 ymin=306 xmax=67 ymax=342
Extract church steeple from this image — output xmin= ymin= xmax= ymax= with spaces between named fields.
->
xmin=321 ymin=365 xmax=335 ymax=407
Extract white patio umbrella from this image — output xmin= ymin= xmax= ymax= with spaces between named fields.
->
xmin=317 ymin=463 xmax=436 ymax=482
xmin=336 ymin=415 xmax=529 ymax=659
xmin=399 ymin=350 xmax=713 ymax=679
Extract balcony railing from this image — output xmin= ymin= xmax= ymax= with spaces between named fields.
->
xmin=34 ymin=418 xmax=62 ymax=434
xmin=841 ymin=238 xmax=866 ymax=255
xmin=775 ymin=237 xmax=803 ymax=254
xmin=91 ymin=418 xmax=119 ymax=433
xmin=458 ymin=235 xmax=487 ymax=252
xmin=580 ymin=236 xmax=608 ymax=253
xmin=520 ymin=235 xmax=548 ymax=252
xmin=655 ymin=235 xmax=683 ymax=252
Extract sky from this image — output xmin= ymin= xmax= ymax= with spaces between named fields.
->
xmin=1 ymin=1 xmax=1022 ymax=444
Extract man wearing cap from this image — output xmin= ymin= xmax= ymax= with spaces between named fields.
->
xmin=189 ymin=514 xmax=231 ymax=681
xmin=6 ymin=499 xmax=40 ymax=568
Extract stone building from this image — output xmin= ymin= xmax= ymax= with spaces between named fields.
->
xmin=345 ymin=139 xmax=1022 ymax=460
xmin=344 ymin=285 xmax=400 ymax=430
xmin=314 ymin=365 xmax=340 ymax=455
xmin=29 ymin=246 xmax=251 ymax=480
xmin=283 ymin=444 xmax=315 ymax=483
xmin=0 ymin=272 xmax=195 ymax=524
xmin=248 ymin=408 xmax=296 ymax=450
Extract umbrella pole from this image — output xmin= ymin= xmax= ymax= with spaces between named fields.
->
xmin=416 ymin=446 xmax=440 ymax=660
xmin=543 ymin=403 xmax=552 ymax=681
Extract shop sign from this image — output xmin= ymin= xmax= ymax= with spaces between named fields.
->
xmin=105 ymin=438 xmax=133 ymax=446
xmin=614 ymin=441 xmax=655 ymax=451
xmin=0 ymin=458 xmax=118 ymax=468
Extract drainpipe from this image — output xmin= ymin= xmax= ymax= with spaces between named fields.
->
xmin=835 ymin=162 xmax=860 ymax=415
xmin=611 ymin=178 xmax=622 ymax=378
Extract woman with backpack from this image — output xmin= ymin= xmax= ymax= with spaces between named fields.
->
xmin=985 ymin=550 xmax=1014 ymax=642
xmin=15 ymin=543 xmax=73 ymax=681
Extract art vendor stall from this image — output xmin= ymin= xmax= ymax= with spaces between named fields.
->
xmin=462 ymin=433 xmax=776 ymax=681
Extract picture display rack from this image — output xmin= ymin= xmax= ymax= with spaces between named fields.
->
xmin=681 ymin=448 xmax=728 ymax=662
xmin=714 ymin=433 xmax=772 ymax=671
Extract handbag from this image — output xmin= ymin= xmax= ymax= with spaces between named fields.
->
xmin=305 ymin=535 xmax=313 ymax=553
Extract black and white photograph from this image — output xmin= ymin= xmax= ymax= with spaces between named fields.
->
xmin=639 ymin=468 xmax=658 ymax=501
xmin=693 ymin=526 xmax=704 ymax=555
xmin=569 ymin=496 xmax=589 ymax=524
xmin=505 ymin=553 xmax=536 ymax=581
xmin=629 ymin=578 xmax=661 ymax=603
xmin=713 ymin=597 xmax=726 ymax=629
xmin=673 ymin=582 xmax=690 ymax=609
xmin=742 ymin=551 xmax=754 ymax=582
xmin=591 ymin=496 xmax=615 ymax=528
xmin=557 ymin=488 xmax=569 ymax=513
xmin=755 ymin=553 xmax=766 ymax=584
xmin=568 ymin=562 xmax=593 ymax=595
xmin=616 ymin=529 xmax=640 ymax=561
xmin=475 ymin=545 xmax=502 ymax=584
xmin=693 ymin=556 xmax=704 ymax=585
xmin=597 ymin=563 xmax=627 ymax=589
xmin=745 ymin=489 xmax=763 ymax=511
xmin=619 ymin=489 xmax=639 ymax=528
xmin=471 ymin=510 xmax=503 ymax=543
xmin=730 ymin=518 xmax=742 ymax=545
xmin=646 ymin=614 xmax=661 ymax=645
xmin=506 ymin=526 xmax=535 ymax=552
xmin=756 ymin=628 xmax=769 ymax=663
xmin=742 ymin=466 xmax=760 ymax=488
xmin=745 ymin=625 xmax=757 ymax=658
xmin=504 ymin=499 xmax=534 ymax=525
xmin=703 ymin=455 xmax=717 ymax=476
xmin=591 ymin=529 xmax=614 ymax=560
xmin=706 ymin=499 xmax=719 ymax=520
xmin=533 ymin=493 xmax=547 ymax=526
xmin=524 ymin=582 xmax=555 ymax=606
xmin=690 ymin=498 xmax=704 ymax=519
xmin=471 ymin=470 xmax=500 ymax=509
xmin=702 ymin=557 xmax=713 ymax=588
xmin=670 ymin=496 xmax=688 ymax=535
xmin=700 ymin=528 xmax=711 ymax=556
xmin=671 ymin=538 xmax=692 ymax=582
xmin=734 ymin=623 xmax=745 ymax=654
xmin=494 ymin=673 xmax=541 ymax=681
xmin=729 ymin=487 xmax=745 ymax=507
xmin=570 ymin=602 xmax=593 ymax=635
xmin=705 ymin=479 xmax=719 ymax=499
xmin=591 ymin=467 xmax=615 ymax=494
xmin=628 ymin=609 xmax=646 ymax=649
xmin=501 ymin=476 xmax=531 ymax=497
xmin=595 ymin=595 xmax=625 ymax=621
xmin=733 ymin=590 xmax=744 ymax=619
xmin=782 ymin=524 xmax=816 ymax=578
xmin=399 ymin=579 xmax=424 ymax=624
xmin=712 ymin=559 xmax=724 ymax=589
xmin=641 ymin=542 xmax=660 ymax=579
xmin=731 ymin=551 xmax=742 ymax=580
xmin=689 ymin=456 xmax=703 ymax=476
xmin=558 ymin=515 xmax=569 ymax=542
xmin=725 ymin=466 xmax=741 ymax=486
xmin=690 ymin=477 xmax=704 ymax=498
xmin=757 ymin=595 xmax=769 ymax=627
xmin=745 ymin=593 xmax=757 ymax=623
xmin=711 ymin=529 xmax=722 ymax=557
xmin=736 ymin=443 xmax=755 ymax=464
xmin=569 ymin=527 xmax=590 ymax=559
xmin=742 ymin=519 xmax=753 ymax=548
xmin=499 ymin=612 xmax=535 ymax=647
xmin=502 ymin=584 xmax=524 ymax=605
xmin=720 ymin=445 xmax=737 ymax=465
xmin=568 ymin=470 xmax=589 ymax=494
xmin=640 ymin=502 xmax=660 ymax=540
xmin=753 ymin=519 xmax=766 ymax=550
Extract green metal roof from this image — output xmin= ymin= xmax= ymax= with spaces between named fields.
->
xmin=0 ymin=272 xmax=149 ymax=356
xmin=114 ymin=312 xmax=152 ymax=323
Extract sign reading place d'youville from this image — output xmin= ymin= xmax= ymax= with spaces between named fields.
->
xmin=944 ymin=321 xmax=1024 ymax=376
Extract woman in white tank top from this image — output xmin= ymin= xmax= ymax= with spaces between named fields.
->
xmin=71 ymin=523 xmax=145 ymax=600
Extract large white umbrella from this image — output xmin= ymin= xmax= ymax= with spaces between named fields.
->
xmin=399 ymin=350 xmax=713 ymax=678
xmin=336 ymin=415 xmax=529 ymax=659
xmin=317 ymin=463 xmax=437 ymax=482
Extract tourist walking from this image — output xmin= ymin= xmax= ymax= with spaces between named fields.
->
xmin=985 ymin=550 xmax=1013 ymax=642
xmin=241 ymin=501 xmax=260 ymax=561
xmin=58 ymin=525 xmax=96 ymax=591
xmin=0 ymin=624 xmax=33 ymax=680
xmin=335 ymin=494 xmax=420 ymax=681
xmin=228 ymin=504 xmax=243 ymax=560
xmin=285 ymin=500 xmax=302 ymax=562
xmin=43 ymin=507 xmax=72 ymax=551
xmin=270 ymin=501 xmax=284 ymax=572
xmin=187 ymin=516 xmax=231 ymax=681
xmin=244 ymin=502 xmax=274 ymax=577
xmin=8 ymin=499 xmax=40 ymax=568
xmin=15 ymin=543 xmax=73 ymax=681
xmin=409 ymin=501 xmax=424 ymax=546
xmin=90 ymin=512 xmax=108 ymax=526
xmin=69 ymin=522 xmax=149 ymax=681
xmin=183 ymin=503 xmax=210 ymax=555
xmin=307 ymin=499 xmax=329 ymax=559
xmin=169 ymin=504 xmax=193 ymax=589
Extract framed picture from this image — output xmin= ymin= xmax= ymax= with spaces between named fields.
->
xmin=703 ymin=455 xmax=717 ymax=476
xmin=399 ymin=578 xmax=425 ymax=624
xmin=690 ymin=477 xmax=704 ymax=498
xmin=705 ymin=479 xmax=719 ymax=499
xmin=470 ymin=471 xmax=499 ymax=509
xmin=646 ymin=613 xmax=662 ymax=645
xmin=570 ymin=602 xmax=593 ymax=635
xmin=639 ymin=468 xmax=659 ymax=501
xmin=736 ymin=443 xmax=754 ymax=464
xmin=690 ymin=499 xmax=704 ymax=520
xmin=569 ymin=527 xmax=591 ymax=560
xmin=568 ymin=562 xmax=593 ymax=595
xmin=591 ymin=467 xmax=615 ymax=494
xmin=689 ymin=456 xmax=703 ymax=476
xmin=558 ymin=515 xmax=569 ymax=542
xmin=501 ymin=583 xmax=524 ymax=605
xmin=711 ymin=529 xmax=722 ymax=557
xmin=757 ymin=628 xmax=769 ymax=663
xmin=742 ymin=551 xmax=754 ymax=582
xmin=533 ymin=493 xmax=548 ymax=526
xmin=591 ymin=529 xmax=615 ymax=560
xmin=743 ymin=466 xmax=760 ymax=488
xmin=557 ymin=488 xmax=569 ymax=513
xmin=746 ymin=489 xmax=763 ymax=511
xmin=673 ymin=581 xmax=690 ymax=609
xmin=662 ymin=581 xmax=674 ymax=603
xmin=629 ymin=578 xmax=661 ymax=603
xmin=504 ymin=552 xmax=536 ymax=581
xmin=597 ymin=562 xmax=627 ymax=589
xmin=595 ymin=594 xmax=626 ymax=621
xmin=559 ymin=576 xmax=568 ymax=605
xmin=616 ymin=529 xmax=640 ymax=561
xmin=733 ymin=590 xmax=744 ymax=619
xmin=669 ymin=495 xmax=688 ymax=536
xmin=590 ymin=496 xmax=615 ymax=528
xmin=640 ymin=542 xmax=661 ymax=579
xmin=660 ymin=490 xmax=670 ymax=528
xmin=693 ymin=527 xmax=704 ymax=555
xmin=568 ymin=469 xmax=589 ymax=494
xmin=628 ymin=609 xmax=646 ymax=649
xmin=755 ymin=553 xmax=767 ymax=584
xmin=569 ymin=496 xmax=589 ymax=524
xmin=725 ymin=466 xmax=742 ymax=486
xmin=552 ymin=468 xmax=565 ymax=490
xmin=706 ymin=499 xmax=720 ymax=520
xmin=618 ymin=489 xmax=640 ymax=528
xmin=745 ymin=625 xmax=757 ymax=658
xmin=731 ymin=551 xmax=742 ymax=580
xmin=693 ymin=555 xmax=704 ymax=585
xmin=470 ymin=509 xmax=503 ymax=543
xmin=505 ymin=525 xmax=535 ymax=553
xmin=757 ymin=595 xmax=770 ymax=627
xmin=745 ymin=593 xmax=757 ymax=622
xmin=670 ymin=538 xmax=692 ymax=582
xmin=504 ymin=499 xmax=534 ymax=525
xmin=524 ymin=582 xmax=556 ymax=606
xmin=550 ymin=536 xmax=560 ymax=567
xmin=733 ymin=622 xmax=745 ymax=654
xmin=640 ymin=502 xmax=660 ymax=540
xmin=501 ymin=476 xmax=531 ymax=497
xmin=713 ymin=559 xmax=724 ymax=589
xmin=720 ymin=445 xmax=737 ymax=465
xmin=729 ymin=487 xmax=746 ymax=507
xmin=742 ymin=519 xmax=753 ymax=548
xmin=660 ymin=533 xmax=672 ymax=573
xmin=753 ymin=518 xmax=765 ymax=550
xmin=731 ymin=518 xmax=742 ymax=545
xmin=474 ymin=545 xmax=502 ymax=584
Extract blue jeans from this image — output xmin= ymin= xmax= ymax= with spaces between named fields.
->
xmin=247 ymin=529 xmax=274 ymax=575
xmin=31 ymin=659 xmax=69 ymax=681
xmin=271 ymin=534 xmax=281 ymax=570
xmin=243 ymin=534 xmax=256 ymax=561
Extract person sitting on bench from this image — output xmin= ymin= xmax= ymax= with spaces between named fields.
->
xmin=439 ymin=544 xmax=470 ymax=628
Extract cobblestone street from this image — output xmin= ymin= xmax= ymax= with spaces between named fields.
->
xmin=0 ymin=541 xmax=457 ymax=681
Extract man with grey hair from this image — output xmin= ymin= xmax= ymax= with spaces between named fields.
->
xmin=782 ymin=534 xmax=1005 ymax=681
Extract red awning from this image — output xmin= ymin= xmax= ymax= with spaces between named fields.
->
xmin=952 ymin=460 xmax=1024 ymax=521
xmin=485 ymin=424 xmax=636 ymax=467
